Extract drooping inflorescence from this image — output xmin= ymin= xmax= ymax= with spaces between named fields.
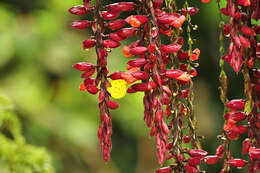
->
xmin=212 ymin=0 xmax=260 ymax=172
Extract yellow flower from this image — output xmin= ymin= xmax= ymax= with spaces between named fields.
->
xmin=107 ymin=79 xmax=128 ymax=99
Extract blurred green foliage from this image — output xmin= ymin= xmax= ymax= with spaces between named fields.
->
xmin=0 ymin=91 xmax=54 ymax=173
xmin=0 ymin=0 xmax=256 ymax=172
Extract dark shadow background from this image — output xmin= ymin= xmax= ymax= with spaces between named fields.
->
xmin=0 ymin=0 xmax=258 ymax=172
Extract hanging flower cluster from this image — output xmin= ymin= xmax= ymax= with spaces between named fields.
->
xmin=209 ymin=0 xmax=260 ymax=172
xmin=69 ymin=0 xmax=136 ymax=162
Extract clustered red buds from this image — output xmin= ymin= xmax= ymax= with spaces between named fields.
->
xmin=215 ymin=0 xmax=260 ymax=172
xmin=220 ymin=0 xmax=259 ymax=73
xmin=69 ymin=0 xmax=137 ymax=162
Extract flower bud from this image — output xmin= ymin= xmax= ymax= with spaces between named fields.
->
xmin=74 ymin=62 xmax=94 ymax=71
xmin=129 ymin=46 xmax=148 ymax=55
xmin=72 ymin=20 xmax=91 ymax=29
xmin=228 ymin=158 xmax=247 ymax=168
xmin=184 ymin=164 xmax=198 ymax=173
xmin=157 ymin=13 xmax=180 ymax=24
xmin=117 ymin=28 xmax=135 ymax=38
xmin=203 ymin=155 xmax=219 ymax=165
xmin=103 ymin=40 xmax=121 ymax=48
xmin=101 ymin=11 xmax=120 ymax=20
xmin=106 ymin=100 xmax=119 ymax=109
xmin=189 ymin=149 xmax=208 ymax=158
xmin=83 ymin=39 xmax=96 ymax=49
xmin=127 ymin=58 xmax=147 ymax=67
xmin=131 ymin=83 xmax=148 ymax=91
xmin=225 ymin=99 xmax=245 ymax=110
xmin=107 ymin=2 xmax=135 ymax=13
xmin=81 ymin=68 xmax=95 ymax=78
xmin=183 ymin=135 xmax=191 ymax=143
xmin=237 ymin=0 xmax=250 ymax=6
xmin=224 ymin=112 xmax=247 ymax=122
xmin=216 ymin=145 xmax=224 ymax=157
xmin=241 ymin=26 xmax=256 ymax=36
xmin=249 ymin=148 xmax=260 ymax=159
xmin=68 ymin=5 xmax=91 ymax=15
xmin=87 ymin=84 xmax=99 ymax=94
xmin=188 ymin=157 xmax=201 ymax=166
xmin=131 ymin=71 xmax=149 ymax=80
xmin=161 ymin=44 xmax=182 ymax=53
xmin=108 ymin=19 xmax=126 ymax=30
xmin=109 ymin=33 xmax=126 ymax=42
xmin=242 ymin=138 xmax=250 ymax=155
xmin=153 ymin=0 xmax=163 ymax=9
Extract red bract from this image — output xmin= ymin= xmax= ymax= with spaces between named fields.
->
xmin=161 ymin=44 xmax=182 ymax=53
xmin=72 ymin=20 xmax=91 ymax=29
xmin=68 ymin=5 xmax=91 ymax=15
xmin=203 ymin=155 xmax=220 ymax=165
xmin=108 ymin=19 xmax=126 ymax=30
xmin=229 ymin=158 xmax=247 ymax=168
xmin=189 ymin=149 xmax=208 ymax=158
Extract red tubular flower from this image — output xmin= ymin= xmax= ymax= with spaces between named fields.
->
xmin=216 ymin=145 xmax=224 ymax=158
xmin=184 ymin=164 xmax=199 ymax=173
xmin=165 ymin=70 xmax=191 ymax=82
xmin=129 ymin=46 xmax=148 ymax=55
xmin=125 ymin=15 xmax=148 ymax=28
xmin=131 ymin=71 xmax=149 ymax=80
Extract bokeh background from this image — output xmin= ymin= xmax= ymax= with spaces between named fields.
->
xmin=0 ymin=0 xmax=258 ymax=172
